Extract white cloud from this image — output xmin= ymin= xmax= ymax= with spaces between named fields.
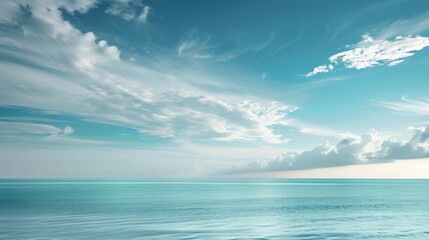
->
xmin=105 ymin=0 xmax=150 ymax=22
xmin=305 ymin=64 xmax=333 ymax=77
xmin=0 ymin=0 xmax=97 ymax=24
xmin=223 ymin=126 xmax=429 ymax=174
xmin=0 ymin=0 xmax=120 ymax=74
xmin=330 ymin=35 xmax=429 ymax=69
xmin=105 ymin=1 xmax=136 ymax=21
xmin=138 ymin=6 xmax=151 ymax=23
xmin=177 ymin=32 xmax=212 ymax=57
xmin=0 ymin=122 xmax=73 ymax=137
xmin=378 ymin=10 xmax=429 ymax=39
xmin=0 ymin=121 xmax=110 ymax=145
xmin=178 ymin=40 xmax=197 ymax=56
xmin=305 ymin=34 xmax=429 ymax=77
xmin=378 ymin=126 xmax=429 ymax=160
xmin=62 ymin=126 xmax=74 ymax=135
xmin=299 ymin=127 xmax=338 ymax=137
xmin=387 ymin=59 xmax=404 ymax=66
xmin=176 ymin=30 xmax=276 ymax=62
xmin=377 ymin=96 xmax=429 ymax=115
xmin=285 ymin=119 xmax=340 ymax=137
xmin=0 ymin=1 xmax=296 ymax=144
xmin=84 ymin=88 xmax=295 ymax=144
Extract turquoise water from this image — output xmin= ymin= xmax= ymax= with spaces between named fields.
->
xmin=1 ymin=179 xmax=429 ymax=239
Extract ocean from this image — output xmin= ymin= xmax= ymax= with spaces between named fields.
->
xmin=1 ymin=179 xmax=428 ymax=239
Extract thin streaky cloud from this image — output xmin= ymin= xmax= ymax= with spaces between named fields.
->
xmin=0 ymin=121 xmax=72 ymax=137
xmin=377 ymin=9 xmax=429 ymax=39
xmin=377 ymin=96 xmax=429 ymax=115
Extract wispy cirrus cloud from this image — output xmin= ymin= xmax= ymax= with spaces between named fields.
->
xmin=378 ymin=10 xmax=429 ymax=39
xmin=0 ymin=0 xmax=296 ymax=145
xmin=177 ymin=32 xmax=213 ymax=57
xmin=176 ymin=31 xmax=277 ymax=62
xmin=82 ymin=87 xmax=295 ymax=144
xmin=0 ymin=120 xmax=113 ymax=145
xmin=0 ymin=122 xmax=73 ymax=137
xmin=377 ymin=96 xmax=429 ymax=115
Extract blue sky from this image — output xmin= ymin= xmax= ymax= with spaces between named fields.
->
xmin=1 ymin=0 xmax=429 ymax=178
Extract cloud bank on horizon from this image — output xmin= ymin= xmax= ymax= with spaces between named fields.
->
xmin=223 ymin=126 xmax=429 ymax=174
xmin=1 ymin=0 xmax=429 ymax=177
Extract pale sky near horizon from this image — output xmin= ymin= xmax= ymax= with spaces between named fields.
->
xmin=1 ymin=0 xmax=429 ymax=178
xmin=222 ymin=159 xmax=429 ymax=179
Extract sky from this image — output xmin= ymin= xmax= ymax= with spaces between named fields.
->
xmin=0 ymin=0 xmax=429 ymax=178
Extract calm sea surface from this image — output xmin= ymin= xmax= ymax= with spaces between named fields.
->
xmin=1 ymin=179 xmax=429 ymax=239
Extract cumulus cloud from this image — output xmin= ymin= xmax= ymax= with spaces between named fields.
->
xmin=224 ymin=126 xmax=429 ymax=174
xmin=377 ymin=96 xmax=429 ymax=115
xmin=105 ymin=0 xmax=150 ymax=22
xmin=305 ymin=34 xmax=429 ymax=77
xmin=379 ymin=126 xmax=429 ymax=160
xmin=0 ymin=0 xmax=120 ymax=73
